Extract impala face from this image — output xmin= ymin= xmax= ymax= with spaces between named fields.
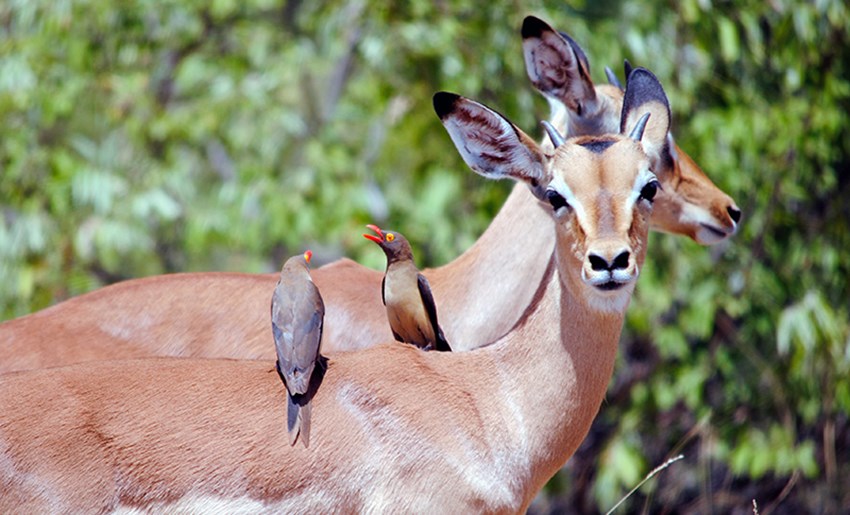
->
xmin=543 ymin=136 xmax=657 ymax=312
xmin=434 ymin=68 xmax=669 ymax=313
xmin=521 ymin=15 xmax=741 ymax=245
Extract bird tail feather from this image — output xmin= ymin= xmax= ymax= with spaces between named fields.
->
xmin=287 ymin=393 xmax=300 ymax=446
xmin=300 ymin=402 xmax=312 ymax=448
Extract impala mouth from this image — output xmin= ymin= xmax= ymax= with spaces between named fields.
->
xmin=682 ymin=203 xmax=739 ymax=245
xmin=695 ymin=222 xmax=737 ymax=245
xmin=583 ymin=267 xmax=636 ymax=292
xmin=700 ymin=223 xmax=732 ymax=239
xmin=596 ymin=280 xmax=626 ymax=291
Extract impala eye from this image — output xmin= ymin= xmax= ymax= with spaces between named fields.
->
xmin=546 ymin=189 xmax=570 ymax=213
xmin=639 ymin=180 xmax=660 ymax=203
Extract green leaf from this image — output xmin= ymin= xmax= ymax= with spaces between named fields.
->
xmin=717 ymin=17 xmax=740 ymax=62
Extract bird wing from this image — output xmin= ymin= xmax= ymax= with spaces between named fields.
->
xmin=417 ymin=273 xmax=451 ymax=351
xmin=271 ymin=276 xmax=325 ymax=393
xmin=271 ymin=280 xmax=293 ymax=368
xmin=433 ymin=325 xmax=451 ymax=352
xmin=291 ymin=280 xmax=324 ymax=366
xmin=381 ymin=275 xmax=386 ymax=306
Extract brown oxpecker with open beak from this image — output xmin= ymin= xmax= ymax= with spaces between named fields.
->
xmin=363 ymin=225 xmax=451 ymax=352
xmin=271 ymin=250 xmax=325 ymax=448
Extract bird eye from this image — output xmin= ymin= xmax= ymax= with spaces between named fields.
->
xmin=386 ymin=233 xmax=395 ymax=242
xmin=639 ymin=180 xmax=660 ymax=203
xmin=546 ymin=189 xmax=570 ymax=212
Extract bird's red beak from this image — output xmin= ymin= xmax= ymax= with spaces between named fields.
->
xmin=303 ymin=250 xmax=312 ymax=264
xmin=363 ymin=224 xmax=383 ymax=244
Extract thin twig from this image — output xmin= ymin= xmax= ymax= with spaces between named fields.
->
xmin=763 ymin=470 xmax=799 ymax=515
xmin=606 ymin=454 xmax=685 ymax=514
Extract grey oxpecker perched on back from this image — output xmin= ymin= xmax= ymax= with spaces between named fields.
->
xmin=271 ymin=250 xmax=325 ymax=448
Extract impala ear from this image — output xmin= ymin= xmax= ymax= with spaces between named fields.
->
xmin=521 ymin=16 xmax=597 ymax=117
xmin=434 ymin=92 xmax=548 ymax=198
xmin=620 ymin=67 xmax=671 ymax=158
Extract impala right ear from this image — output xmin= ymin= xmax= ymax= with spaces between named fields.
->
xmin=620 ymin=67 xmax=671 ymax=158
xmin=433 ymin=92 xmax=548 ymax=197
xmin=521 ymin=16 xmax=597 ymax=117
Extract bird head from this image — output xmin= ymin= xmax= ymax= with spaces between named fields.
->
xmin=363 ymin=224 xmax=413 ymax=263
xmin=281 ymin=250 xmax=313 ymax=275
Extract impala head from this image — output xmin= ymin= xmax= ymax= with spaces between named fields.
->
xmin=434 ymin=69 xmax=668 ymax=312
xmin=521 ymin=15 xmax=740 ymax=245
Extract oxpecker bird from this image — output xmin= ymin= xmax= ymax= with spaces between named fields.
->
xmin=363 ymin=225 xmax=451 ymax=352
xmin=271 ymin=250 xmax=325 ymax=448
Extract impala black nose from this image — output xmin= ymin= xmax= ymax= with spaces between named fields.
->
xmin=727 ymin=206 xmax=742 ymax=223
xmin=589 ymin=251 xmax=630 ymax=272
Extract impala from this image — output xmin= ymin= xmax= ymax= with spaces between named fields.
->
xmin=1 ymin=71 xmax=669 ymax=512
xmin=521 ymin=15 xmax=740 ymax=244
xmin=0 ymin=17 xmax=739 ymax=373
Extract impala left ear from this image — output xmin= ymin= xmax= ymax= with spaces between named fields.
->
xmin=620 ymin=67 xmax=671 ymax=158
xmin=434 ymin=92 xmax=549 ymax=199
xmin=521 ymin=16 xmax=597 ymax=117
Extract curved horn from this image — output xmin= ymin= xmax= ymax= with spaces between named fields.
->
xmin=541 ymin=120 xmax=566 ymax=148
xmin=628 ymin=112 xmax=651 ymax=141
xmin=605 ymin=66 xmax=623 ymax=90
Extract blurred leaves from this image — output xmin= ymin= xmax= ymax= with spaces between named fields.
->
xmin=594 ymin=437 xmax=646 ymax=509
xmin=730 ymin=426 xmax=818 ymax=479
xmin=777 ymin=291 xmax=849 ymax=366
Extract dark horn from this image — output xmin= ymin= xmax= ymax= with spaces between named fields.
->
xmin=605 ymin=66 xmax=623 ymax=90
xmin=628 ymin=112 xmax=651 ymax=141
xmin=541 ymin=120 xmax=566 ymax=148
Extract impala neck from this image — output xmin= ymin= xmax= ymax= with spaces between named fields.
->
xmin=427 ymin=184 xmax=554 ymax=348
xmin=480 ymin=238 xmax=626 ymax=507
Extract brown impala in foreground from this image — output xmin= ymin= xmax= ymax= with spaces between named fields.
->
xmin=3 ymin=69 xmax=672 ymax=512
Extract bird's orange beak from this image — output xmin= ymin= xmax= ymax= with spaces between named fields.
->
xmin=303 ymin=250 xmax=312 ymax=264
xmin=363 ymin=224 xmax=383 ymax=244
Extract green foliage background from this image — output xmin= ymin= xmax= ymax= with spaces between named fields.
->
xmin=1 ymin=0 xmax=848 ymax=512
